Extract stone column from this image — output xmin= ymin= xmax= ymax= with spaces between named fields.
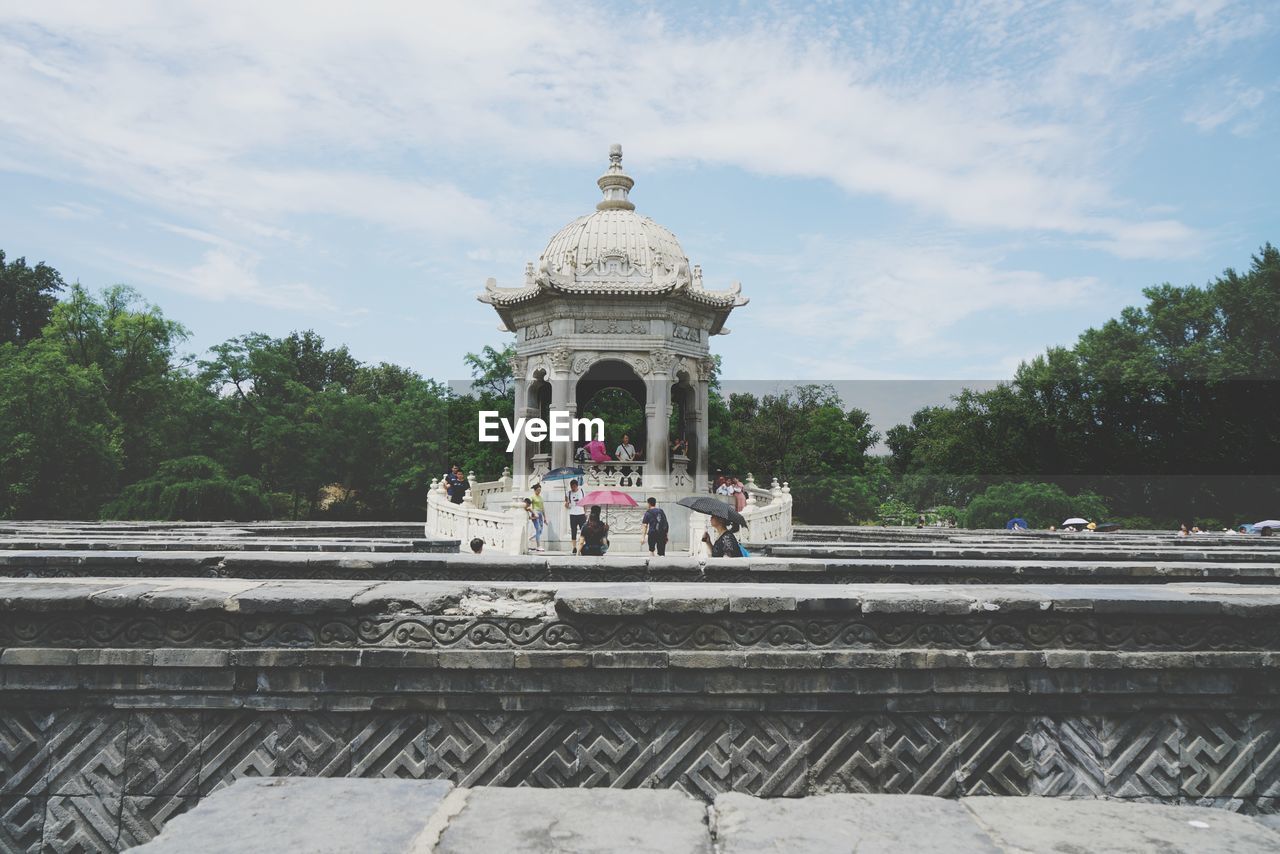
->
xmin=645 ymin=368 xmax=671 ymax=491
xmin=511 ymin=375 xmax=532 ymax=492
xmin=548 ymin=348 xmax=575 ymax=472
xmin=694 ymin=378 xmax=710 ymax=493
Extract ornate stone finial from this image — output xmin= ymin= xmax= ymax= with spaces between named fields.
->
xmin=597 ymin=143 xmax=635 ymax=212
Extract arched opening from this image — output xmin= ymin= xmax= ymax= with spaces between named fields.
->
xmin=671 ymin=369 xmax=698 ymax=478
xmin=529 ymin=369 xmax=552 ymax=455
xmin=575 ymin=360 xmax=646 ymax=483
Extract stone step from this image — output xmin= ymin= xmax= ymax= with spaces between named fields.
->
xmin=132 ymin=778 xmax=1280 ymax=853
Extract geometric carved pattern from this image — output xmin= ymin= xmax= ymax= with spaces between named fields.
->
xmin=5 ymin=708 xmax=1280 ymax=851
xmin=6 ymin=614 xmax=1280 ymax=651
xmin=197 ymin=712 xmax=351 ymax=796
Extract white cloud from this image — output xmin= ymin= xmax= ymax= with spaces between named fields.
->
xmin=2 ymin=0 xmax=1266 ymax=265
xmin=732 ymin=236 xmax=1101 ymax=377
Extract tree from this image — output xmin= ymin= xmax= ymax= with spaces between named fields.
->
xmin=0 ymin=341 xmax=120 ymax=517
xmin=44 ymin=284 xmax=190 ymax=482
xmin=963 ymin=482 xmax=1108 ymax=530
xmin=0 ymin=250 xmax=65 ymax=346
xmin=103 ymin=456 xmax=269 ymax=521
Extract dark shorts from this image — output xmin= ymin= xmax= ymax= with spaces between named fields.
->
xmin=647 ymin=532 xmax=667 ymax=555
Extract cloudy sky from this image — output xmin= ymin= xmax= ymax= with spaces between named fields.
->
xmin=2 ymin=1 xmax=1277 ymax=395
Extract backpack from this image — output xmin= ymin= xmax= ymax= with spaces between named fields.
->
xmin=653 ymin=508 xmax=669 ymax=535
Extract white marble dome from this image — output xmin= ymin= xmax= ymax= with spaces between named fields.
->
xmin=534 ymin=145 xmax=692 ymax=293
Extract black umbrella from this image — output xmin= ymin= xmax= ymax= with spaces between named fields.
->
xmin=677 ymin=495 xmax=747 ymax=528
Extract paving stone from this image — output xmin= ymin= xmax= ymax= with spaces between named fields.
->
xmin=436 ymin=787 xmax=711 ymax=854
xmin=132 ymin=777 xmax=452 ymax=853
xmin=965 ymin=795 xmax=1280 ymax=853
xmin=712 ymin=792 xmax=1001 ymax=852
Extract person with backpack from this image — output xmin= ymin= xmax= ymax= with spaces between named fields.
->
xmin=640 ymin=497 xmax=669 ymax=556
xmin=578 ymin=505 xmax=610 ymax=556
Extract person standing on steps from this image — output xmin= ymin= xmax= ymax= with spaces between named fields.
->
xmin=640 ymin=497 xmax=669 ymax=556
xmin=565 ymin=478 xmax=586 ymax=554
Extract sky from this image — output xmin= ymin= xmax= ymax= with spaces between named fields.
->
xmin=2 ymin=1 xmax=1277 ymax=416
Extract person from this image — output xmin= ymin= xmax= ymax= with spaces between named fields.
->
xmin=586 ymin=438 xmax=610 ymax=462
xmin=444 ymin=465 xmax=468 ymax=505
xmin=565 ymin=478 xmax=586 ymax=554
xmin=702 ymin=514 xmax=742 ymax=558
xmin=469 ymin=537 xmax=484 ymax=554
xmin=526 ymin=484 xmax=545 ymax=552
xmin=716 ymin=477 xmax=732 ymax=497
xmin=579 ymin=505 xmax=609 ymax=556
xmin=730 ymin=478 xmax=746 ymax=513
xmin=1178 ymin=523 xmax=1190 ymax=537
xmin=640 ymin=497 xmax=669 ymax=556
xmin=671 ymin=436 xmax=688 ymax=457
xmin=1263 ymin=526 xmax=1275 ymax=538
xmin=574 ymin=443 xmax=590 ymax=463
xmin=916 ymin=514 xmax=926 ymax=529
xmin=615 ymin=433 xmax=636 ymax=462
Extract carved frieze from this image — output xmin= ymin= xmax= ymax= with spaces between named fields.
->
xmin=672 ymin=324 xmax=701 ymax=343
xmin=522 ymin=321 xmax=553 ymax=341
xmin=575 ymin=318 xmax=650 ymax=335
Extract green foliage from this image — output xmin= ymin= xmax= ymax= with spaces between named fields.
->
xmin=0 ymin=341 xmax=120 ymax=517
xmin=888 ymin=245 xmax=1280 ymax=522
xmin=962 ymin=482 xmax=1109 ymax=530
xmin=876 ymin=498 xmax=916 ymax=526
xmin=715 ymin=384 xmax=879 ymax=523
xmin=103 ymin=456 xmax=269 ymax=521
xmin=0 ymin=250 xmax=65 ymax=346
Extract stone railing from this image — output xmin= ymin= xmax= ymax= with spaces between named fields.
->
xmin=581 ymin=461 xmax=648 ymax=489
xmin=741 ymin=478 xmax=791 ymax=543
xmin=426 ymin=486 xmax=524 ymax=554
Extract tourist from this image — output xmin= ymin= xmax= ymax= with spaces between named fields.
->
xmin=702 ymin=515 xmax=743 ymax=558
xmin=615 ymin=433 xmax=637 ymax=462
xmin=730 ymin=477 xmax=746 ymax=513
xmin=565 ymin=478 xmax=587 ymax=554
xmin=1178 ymin=523 xmax=1190 ymax=537
xmin=671 ymin=436 xmax=688 ymax=457
xmin=469 ymin=537 xmax=484 ymax=554
xmin=574 ymin=443 xmax=590 ymax=463
xmin=527 ymin=484 xmax=545 ymax=552
xmin=579 ymin=505 xmax=609 ymax=556
xmin=716 ymin=477 xmax=732 ymax=497
xmin=916 ymin=514 xmax=926 ymax=529
xmin=444 ymin=465 xmax=468 ymax=505
xmin=640 ymin=497 xmax=669 ymax=556
xmin=586 ymin=438 xmax=610 ymax=462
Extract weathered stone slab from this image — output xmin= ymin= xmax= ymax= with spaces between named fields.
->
xmin=133 ymin=777 xmax=453 ymax=853
xmin=712 ymin=792 xmax=1001 ymax=852
xmin=965 ymin=795 xmax=1280 ymax=853
xmin=435 ymin=787 xmax=711 ymax=854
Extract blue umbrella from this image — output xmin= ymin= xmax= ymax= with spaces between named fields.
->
xmin=1005 ymin=518 xmax=1028 ymax=530
xmin=542 ymin=466 xmax=585 ymax=482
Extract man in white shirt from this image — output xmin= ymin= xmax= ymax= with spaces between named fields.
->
xmin=565 ymin=478 xmax=586 ymax=554
xmin=615 ymin=434 xmax=636 ymax=461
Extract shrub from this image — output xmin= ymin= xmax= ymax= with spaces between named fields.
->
xmin=102 ymin=456 xmax=269 ymax=521
xmin=962 ymin=482 xmax=1109 ymax=529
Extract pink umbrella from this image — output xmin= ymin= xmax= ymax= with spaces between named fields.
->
xmin=581 ymin=490 xmax=638 ymax=506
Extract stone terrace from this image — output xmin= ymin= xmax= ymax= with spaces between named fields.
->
xmin=2 ymin=522 xmax=1279 ymax=851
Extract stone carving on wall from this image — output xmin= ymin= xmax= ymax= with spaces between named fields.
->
xmin=631 ymin=357 xmax=652 ymax=376
xmin=572 ymin=354 xmax=595 ymax=375
xmin=672 ymin=324 xmax=702 ymax=343
xmin=548 ymin=348 xmax=572 ymax=373
xmin=698 ymin=358 xmax=717 ymax=381
xmin=575 ymin=319 xmax=650 ymax=335
xmin=508 ymin=355 xmax=528 ymax=378
xmin=650 ymin=350 xmax=676 ymax=374
xmin=522 ymin=322 xmax=553 ymax=341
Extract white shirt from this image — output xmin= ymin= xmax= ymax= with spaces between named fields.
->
xmin=615 ymin=443 xmax=636 ymax=461
xmin=567 ymin=488 xmax=586 ymax=515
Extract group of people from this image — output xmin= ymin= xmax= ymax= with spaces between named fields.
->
xmin=712 ymin=474 xmax=747 ymax=512
xmin=575 ymin=433 xmax=639 ymax=463
xmin=520 ymin=478 xmax=677 ymax=557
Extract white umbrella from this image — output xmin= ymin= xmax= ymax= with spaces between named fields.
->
xmin=1062 ymin=517 xmax=1088 ymax=526
xmin=1254 ymin=520 xmax=1280 ymax=529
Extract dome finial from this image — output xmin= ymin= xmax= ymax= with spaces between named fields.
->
xmin=597 ymin=143 xmax=635 ymax=211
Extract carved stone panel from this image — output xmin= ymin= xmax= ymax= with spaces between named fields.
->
xmin=575 ymin=319 xmax=650 ymax=335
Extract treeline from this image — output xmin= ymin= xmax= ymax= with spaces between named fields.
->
xmin=2 ymin=245 xmax=1276 ymax=527
xmin=882 ymin=244 xmax=1280 ymax=529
